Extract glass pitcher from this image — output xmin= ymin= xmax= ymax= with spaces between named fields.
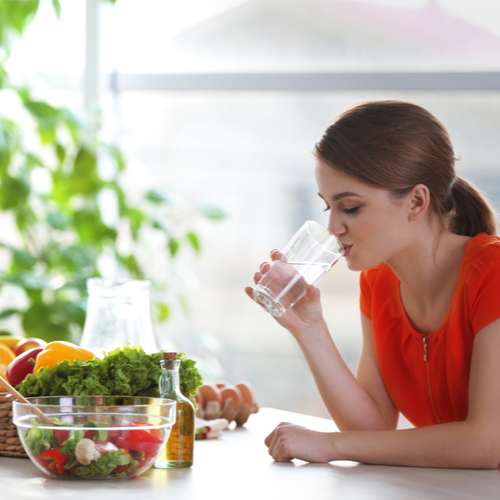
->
xmin=80 ymin=278 xmax=158 ymax=355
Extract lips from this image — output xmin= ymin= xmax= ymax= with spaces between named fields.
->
xmin=341 ymin=244 xmax=353 ymax=257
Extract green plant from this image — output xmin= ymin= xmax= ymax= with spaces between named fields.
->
xmin=0 ymin=0 xmax=225 ymax=342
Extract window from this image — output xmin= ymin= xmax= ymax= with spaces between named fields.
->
xmin=9 ymin=0 xmax=500 ymax=417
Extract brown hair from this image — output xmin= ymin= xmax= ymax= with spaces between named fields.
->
xmin=315 ymin=100 xmax=499 ymax=236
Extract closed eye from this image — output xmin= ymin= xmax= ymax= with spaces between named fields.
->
xmin=343 ymin=207 xmax=360 ymax=215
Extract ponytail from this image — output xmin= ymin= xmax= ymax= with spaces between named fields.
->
xmin=445 ymin=177 xmax=499 ymax=236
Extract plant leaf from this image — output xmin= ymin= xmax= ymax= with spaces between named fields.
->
xmin=51 ymin=0 xmax=61 ymax=19
xmin=186 ymin=231 xmax=201 ymax=253
xmin=168 ymin=238 xmax=180 ymax=257
xmin=157 ymin=302 xmax=170 ymax=322
xmin=197 ymin=203 xmax=226 ymax=220
xmin=0 ymin=308 xmax=19 ymax=320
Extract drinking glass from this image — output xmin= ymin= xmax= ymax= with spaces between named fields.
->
xmin=252 ymin=221 xmax=344 ymax=317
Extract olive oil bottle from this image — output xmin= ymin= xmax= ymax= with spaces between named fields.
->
xmin=154 ymin=351 xmax=195 ymax=468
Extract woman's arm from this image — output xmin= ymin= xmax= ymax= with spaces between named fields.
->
xmin=246 ymin=252 xmax=398 ymax=431
xmin=296 ymin=312 xmax=398 ymax=431
xmin=266 ymin=318 xmax=500 ymax=469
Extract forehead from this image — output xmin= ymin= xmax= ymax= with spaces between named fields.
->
xmin=314 ymin=159 xmax=369 ymax=197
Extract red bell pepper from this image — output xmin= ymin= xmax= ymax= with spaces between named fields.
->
xmin=6 ymin=347 xmax=44 ymax=387
xmin=38 ymin=448 xmax=68 ymax=476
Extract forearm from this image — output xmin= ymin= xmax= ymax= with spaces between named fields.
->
xmin=334 ymin=421 xmax=500 ymax=469
xmin=296 ymin=320 xmax=396 ymax=431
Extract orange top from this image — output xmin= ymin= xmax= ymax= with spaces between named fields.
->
xmin=360 ymin=233 xmax=500 ymax=427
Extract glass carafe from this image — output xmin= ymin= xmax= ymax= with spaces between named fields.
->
xmin=80 ymin=278 xmax=157 ymax=355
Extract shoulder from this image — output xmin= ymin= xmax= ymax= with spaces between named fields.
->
xmin=460 ymin=234 xmax=500 ymax=334
xmin=463 ymin=233 xmax=500 ymax=277
xmin=464 ymin=233 xmax=500 ymax=263
xmin=359 ymin=264 xmax=399 ymax=320
xmin=360 ymin=263 xmax=397 ymax=288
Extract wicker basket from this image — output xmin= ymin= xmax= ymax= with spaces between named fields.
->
xmin=0 ymin=393 xmax=28 ymax=458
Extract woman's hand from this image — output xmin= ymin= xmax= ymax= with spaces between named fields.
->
xmin=244 ymin=250 xmax=326 ymax=339
xmin=265 ymin=422 xmax=337 ymax=463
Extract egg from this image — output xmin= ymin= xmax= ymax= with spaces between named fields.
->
xmin=236 ymin=381 xmax=256 ymax=407
xmin=194 ymin=390 xmax=204 ymax=408
xmin=197 ymin=383 xmax=222 ymax=406
xmin=220 ymin=384 xmax=243 ymax=410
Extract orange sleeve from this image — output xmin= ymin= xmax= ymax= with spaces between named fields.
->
xmin=467 ymin=246 xmax=500 ymax=334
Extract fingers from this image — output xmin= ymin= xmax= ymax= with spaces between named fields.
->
xmin=305 ymin=284 xmax=320 ymax=300
xmin=270 ymin=249 xmax=282 ymax=261
xmin=264 ymin=422 xmax=295 ymax=462
xmin=246 ymin=249 xmax=283 ymax=302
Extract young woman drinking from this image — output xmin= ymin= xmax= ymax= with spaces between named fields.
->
xmin=245 ymin=100 xmax=500 ymax=469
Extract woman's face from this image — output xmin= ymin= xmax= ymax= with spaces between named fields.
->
xmin=315 ymin=159 xmax=416 ymax=272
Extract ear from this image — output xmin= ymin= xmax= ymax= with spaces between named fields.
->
xmin=407 ymin=184 xmax=430 ymax=221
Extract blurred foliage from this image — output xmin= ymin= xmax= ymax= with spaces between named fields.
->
xmin=0 ymin=0 xmax=225 ymax=342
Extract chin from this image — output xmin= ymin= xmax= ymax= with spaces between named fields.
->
xmin=344 ymin=258 xmax=362 ymax=272
xmin=345 ymin=256 xmax=380 ymax=273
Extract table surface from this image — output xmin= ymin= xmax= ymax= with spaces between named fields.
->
xmin=2 ymin=407 xmax=499 ymax=500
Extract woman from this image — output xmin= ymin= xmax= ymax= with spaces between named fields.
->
xmin=245 ymin=100 xmax=500 ymax=468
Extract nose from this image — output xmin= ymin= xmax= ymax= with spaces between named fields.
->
xmin=327 ymin=211 xmax=346 ymax=238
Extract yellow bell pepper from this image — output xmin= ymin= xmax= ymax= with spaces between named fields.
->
xmin=33 ymin=341 xmax=97 ymax=374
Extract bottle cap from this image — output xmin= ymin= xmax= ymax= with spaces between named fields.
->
xmin=163 ymin=351 xmax=177 ymax=369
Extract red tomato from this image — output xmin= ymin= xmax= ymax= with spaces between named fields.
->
xmin=116 ymin=436 xmax=161 ymax=454
xmin=107 ymin=429 xmax=122 ymax=444
xmin=124 ymin=428 xmax=162 ymax=444
xmin=54 ymin=429 xmax=69 ymax=447
xmin=94 ymin=440 xmax=119 ymax=454
xmin=112 ymin=464 xmax=129 ymax=474
xmin=6 ymin=347 xmax=44 ymax=387
xmin=126 ymin=422 xmax=163 ymax=443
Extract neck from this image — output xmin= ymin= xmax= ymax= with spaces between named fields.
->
xmin=387 ymin=224 xmax=471 ymax=327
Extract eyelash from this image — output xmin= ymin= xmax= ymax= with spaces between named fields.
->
xmin=343 ymin=207 xmax=360 ymax=215
xmin=323 ymin=206 xmax=360 ymax=215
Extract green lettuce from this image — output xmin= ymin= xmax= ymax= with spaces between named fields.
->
xmin=16 ymin=345 xmax=202 ymax=403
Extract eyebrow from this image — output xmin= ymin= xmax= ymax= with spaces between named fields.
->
xmin=332 ymin=191 xmax=360 ymax=201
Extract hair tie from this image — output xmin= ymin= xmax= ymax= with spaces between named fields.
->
xmin=450 ymin=177 xmax=457 ymax=188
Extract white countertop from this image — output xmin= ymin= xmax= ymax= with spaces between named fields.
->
xmin=2 ymin=407 xmax=499 ymax=500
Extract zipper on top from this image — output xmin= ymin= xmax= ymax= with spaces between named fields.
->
xmin=423 ymin=334 xmax=442 ymax=424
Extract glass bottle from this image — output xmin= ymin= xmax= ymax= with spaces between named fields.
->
xmin=80 ymin=278 xmax=157 ymax=355
xmin=154 ymin=351 xmax=195 ymax=469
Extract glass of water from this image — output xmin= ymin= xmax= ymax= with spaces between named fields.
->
xmin=252 ymin=221 xmax=344 ymax=317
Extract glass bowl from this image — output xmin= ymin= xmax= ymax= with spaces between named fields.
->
xmin=13 ymin=396 xmax=176 ymax=479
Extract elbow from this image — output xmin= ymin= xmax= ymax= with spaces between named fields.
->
xmin=478 ymin=448 xmax=500 ymax=470
xmin=467 ymin=429 xmax=500 ymax=470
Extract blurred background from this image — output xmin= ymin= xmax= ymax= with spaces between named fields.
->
xmin=1 ymin=0 xmax=500 ymax=418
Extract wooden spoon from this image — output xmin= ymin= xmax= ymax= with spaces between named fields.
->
xmin=0 ymin=374 xmax=54 ymax=425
